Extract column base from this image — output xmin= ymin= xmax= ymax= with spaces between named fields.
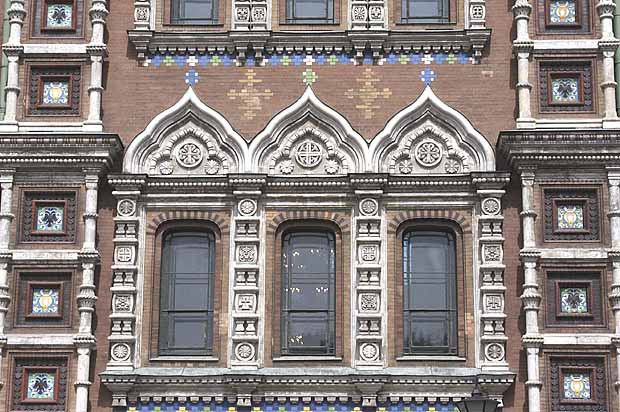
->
xmin=82 ymin=120 xmax=104 ymax=132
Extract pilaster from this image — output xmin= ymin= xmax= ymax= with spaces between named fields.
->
xmin=353 ymin=191 xmax=385 ymax=368
xmin=0 ymin=170 xmax=14 ymax=382
xmin=85 ymin=0 xmax=109 ymax=131
xmin=1 ymin=0 xmax=26 ymax=126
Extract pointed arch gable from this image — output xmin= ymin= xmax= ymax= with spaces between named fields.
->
xmin=369 ymin=87 xmax=496 ymax=174
xmin=249 ymin=87 xmax=369 ymax=175
xmin=123 ymin=88 xmax=249 ymax=175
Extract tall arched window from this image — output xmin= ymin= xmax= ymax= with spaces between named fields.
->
xmin=281 ymin=230 xmax=336 ymax=355
xmin=159 ymin=231 xmax=215 ymax=356
xmin=403 ymin=229 xmax=457 ymax=354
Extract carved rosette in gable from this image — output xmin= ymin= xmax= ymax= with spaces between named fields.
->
xmin=146 ymin=125 xmax=232 ymax=176
xmin=370 ymin=86 xmax=495 ymax=174
xmin=269 ymin=125 xmax=351 ymax=176
xmin=387 ymin=120 xmax=474 ymax=175
xmin=124 ymin=88 xmax=248 ymax=175
xmin=250 ymin=87 xmax=367 ymax=175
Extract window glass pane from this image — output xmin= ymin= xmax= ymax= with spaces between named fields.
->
xmin=294 ymin=0 xmax=328 ymax=19
xmin=170 ymin=275 xmax=210 ymax=310
xmin=402 ymin=0 xmax=448 ymax=21
xmin=410 ymin=312 xmax=455 ymax=350
xmin=167 ymin=313 xmax=208 ymax=348
xmin=183 ymin=0 xmax=215 ymax=19
xmin=285 ymin=313 xmax=331 ymax=351
xmin=288 ymin=273 xmax=331 ymax=310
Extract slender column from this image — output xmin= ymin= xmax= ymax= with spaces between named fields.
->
xmin=2 ymin=0 xmax=25 ymax=124
xmin=0 ymin=171 xmax=14 ymax=337
xmin=598 ymin=1 xmax=620 ymax=121
xmin=519 ymin=169 xmax=542 ymax=412
xmin=476 ymin=181 xmax=509 ymax=373
xmin=353 ymin=192 xmax=384 ymax=371
xmin=84 ymin=0 xmax=108 ymax=129
xmin=231 ymin=184 xmax=263 ymax=369
xmin=513 ymin=0 xmax=534 ymax=126
xmin=83 ymin=174 xmax=99 ymax=251
xmin=607 ymin=169 xmax=620 ymax=410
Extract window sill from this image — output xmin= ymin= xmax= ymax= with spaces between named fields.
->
xmin=149 ymin=356 xmax=219 ymax=362
xmin=396 ymin=355 xmax=466 ymax=361
xmin=272 ymin=356 xmax=343 ymax=362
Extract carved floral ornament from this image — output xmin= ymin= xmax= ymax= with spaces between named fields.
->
xmin=123 ymin=87 xmax=496 ymax=176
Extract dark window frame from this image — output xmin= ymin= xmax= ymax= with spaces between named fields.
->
xmin=285 ymin=0 xmax=335 ymax=24
xmin=170 ymin=0 xmax=220 ymax=25
xmin=402 ymin=227 xmax=458 ymax=355
xmin=400 ymin=0 xmax=450 ymax=24
xmin=158 ymin=229 xmax=217 ymax=356
xmin=280 ymin=229 xmax=337 ymax=356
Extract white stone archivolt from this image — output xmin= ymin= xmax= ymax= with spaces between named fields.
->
xmin=369 ymin=86 xmax=496 ymax=173
xmin=124 ymin=88 xmax=248 ymax=174
xmin=249 ymin=87 xmax=368 ymax=174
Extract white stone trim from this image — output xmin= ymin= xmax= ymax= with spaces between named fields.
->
xmin=369 ymin=86 xmax=495 ymax=173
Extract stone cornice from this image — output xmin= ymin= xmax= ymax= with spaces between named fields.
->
xmin=497 ymin=129 xmax=620 ymax=169
xmin=0 ymin=133 xmax=123 ymax=172
xmin=128 ymin=29 xmax=491 ymax=61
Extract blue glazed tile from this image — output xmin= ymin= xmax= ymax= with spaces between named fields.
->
xmin=410 ymin=53 xmax=422 ymax=64
xmin=31 ymin=287 xmax=60 ymax=314
xmin=292 ymin=55 xmax=303 ymax=66
xmin=434 ymin=52 xmax=446 ymax=64
xmin=315 ymin=54 xmax=326 ymax=65
xmin=174 ymin=55 xmax=186 ymax=67
xmin=268 ymin=54 xmax=280 ymax=66
xmin=386 ymin=53 xmax=398 ymax=64
xmin=26 ymin=371 xmax=55 ymax=400
xmin=338 ymin=53 xmax=350 ymax=64
xmin=198 ymin=55 xmax=210 ymax=66
xmin=457 ymin=52 xmax=469 ymax=64
xmin=221 ymin=55 xmax=234 ymax=66
xmin=245 ymin=56 xmax=256 ymax=66
xmin=46 ymin=3 xmax=73 ymax=28
xmin=152 ymin=55 xmax=163 ymax=67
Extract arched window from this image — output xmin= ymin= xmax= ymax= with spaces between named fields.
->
xmin=403 ymin=229 xmax=457 ymax=354
xmin=281 ymin=230 xmax=336 ymax=355
xmin=159 ymin=231 xmax=215 ymax=356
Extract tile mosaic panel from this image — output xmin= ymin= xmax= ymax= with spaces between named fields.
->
xmin=31 ymin=287 xmax=61 ymax=315
xmin=46 ymin=3 xmax=73 ymax=28
xmin=550 ymin=76 xmax=580 ymax=104
xmin=41 ymin=80 xmax=70 ymax=106
xmin=25 ymin=371 xmax=55 ymax=400
xmin=557 ymin=204 xmax=584 ymax=230
xmin=549 ymin=0 xmax=577 ymax=24
xmin=35 ymin=204 xmax=64 ymax=232
xmin=563 ymin=372 xmax=592 ymax=400
xmin=560 ymin=287 xmax=588 ymax=313
xmin=28 ymin=67 xmax=81 ymax=116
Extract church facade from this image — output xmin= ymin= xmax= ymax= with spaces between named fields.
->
xmin=0 ymin=0 xmax=618 ymax=412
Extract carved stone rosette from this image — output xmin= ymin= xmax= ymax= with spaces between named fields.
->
xmin=107 ymin=178 xmax=144 ymax=370
xmin=350 ymin=0 xmax=386 ymax=30
xmin=468 ymin=0 xmax=486 ymax=29
xmin=476 ymin=178 xmax=509 ymax=371
xmin=354 ymin=194 xmax=384 ymax=367
xmin=233 ymin=0 xmax=269 ymax=30
xmin=133 ymin=0 xmax=151 ymax=30
xmin=231 ymin=193 xmax=262 ymax=367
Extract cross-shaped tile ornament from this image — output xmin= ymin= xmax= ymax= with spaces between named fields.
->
xmin=422 ymin=53 xmax=434 ymax=64
xmin=302 ymin=69 xmax=318 ymax=86
xmin=185 ymin=69 xmax=200 ymax=86
xmin=304 ymin=55 xmax=315 ymax=66
xmin=420 ymin=67 xmax=437 ymax=86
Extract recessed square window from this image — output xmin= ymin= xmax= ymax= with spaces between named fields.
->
xmin=22 ymin=368 xmax=58 ymax=402
xmin=43 ymin=0 xmax=76 ymax=30
xmin=539 ymin=61 xmax=593 ymax=113
xmin=543 ymin=188 xmax=599 ymax=241
xmin=27 ymin=282 xmax=63 ymax=318
xmin=33 ymin=200 xmax=66 ymax=234
xmin=557 ymin=282 xmax=592 ymax=317
xmin=549 ymin=73 xmax=583 ymax=105
xmin=547 ymin=0 xmax=579 ymax=26
xmin=549 ymin=357 xmax=608 ymax=412
xmin=546 ymin=271 xmax=604 ymax=328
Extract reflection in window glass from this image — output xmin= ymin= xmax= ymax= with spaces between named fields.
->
xmin=401 ymin=0 xmax=449 ymax=23
xmin=171 ymin=0 xmax=219 ymax=24
xmin=159 ymin=231 xmax=215 ymax=355
xmin=403 ymin=230 xmax=457 ymax=354
xmin=281 ymin=231 xmax=336 ymax=355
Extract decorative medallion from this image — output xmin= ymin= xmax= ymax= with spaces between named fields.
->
xmin=110 ymin=343 xmax=131 ymax=362
xmin=235 ymin=342 xmax=255 ymax=360
xmin=483 ymin=245 xmax=501 ymax=262
xmin=115 ymin=246 xmax=134 ymax=263
xmin=236 ymin=294 xmax=257 ymax=312
xmin=482 ymin=198 xmax=501 ymax=215
xmin=26 ymin=371 xmax=55 ymax=400
xmin=31 ymin=287 xmax=60 ymax=315
xmin=237 ymin=245 xmax=257 ymax=264
xmin=46 ymin=3 xmax=73 ymax=28
xmin=159 ymin=161 xmax=174 ymax=175
xmin=444 ymin=158 xmax=460 ymax=174
xmin=398 ymin=160 xmax=413 ymax=174
xmin=359 ymin=293 xmax=379 ymax=312
xmin=324 ymin=159 xmax=340 ymax=174
xmin=563 ymin=373 xmax=591 ymax=399
xmin=176 ymin=142 xmax=203 ymax=168
xmin=359 ymin=198 xmax=378 ymax=216
xmin=560 ymin=287 xmax=588 ymax=313
xmin=279 ymin=160 xmax=294 ymax=174
xmin=36 ymin=205 xmax=64 ymax=232
xmin=551 ymin=76 xmax=580 ymax=104
xmin=360 ymin=245 xmax=378 ymax=262
xmin=485 ymin=343 xmax=505 ymax=361
xmin=238 ymin=199 xmax=257 ymax=216
xmin=204 ymin=159 xmax=220 ymax=175
xmin=557 ymin=204 xmax=584 ymax=230
xmin=42 ymin=81 xmax=70 ymax=105
xmin=113 ymin=295 xmax=133 ymax=312
xmin=549 ymin=0 xmax=577 ymax=24
xmin=117 ymin=199 xmax=136 ymax=217
xmin=414 ymin=140 xmax=442 ymax=167
xmin=359 ymin=342 xmax=380 ymax=361
xmin=295 ymin=140 xmax=323 ymax=168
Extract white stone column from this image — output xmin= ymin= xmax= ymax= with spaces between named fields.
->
xmin=2 ymin=0 xmax=26 ymax=125
xmin=83 ymin=174 xmax=99 ymax=252
xmin=607 ymin=168 xmax=620 ymax=410
xmin=513 ymin=0 xmax=534 ymax=127
xmin=597 ymin=1 xmax=620 ymax=122
xmin=84 ymin=0 xmax=108 ymax=130
xmin=519 ymin=169 xmax=542 ymax=412
xmin=353 ymin=192 xmax=384 ymax=371
xmin=0 ymin=171 xmax=14 ymax=337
